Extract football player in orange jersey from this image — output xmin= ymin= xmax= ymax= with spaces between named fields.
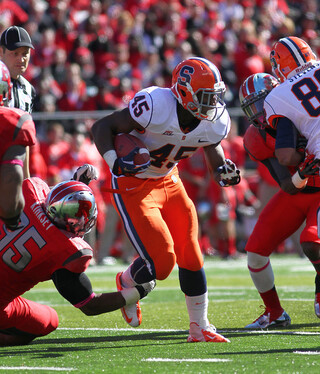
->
xmin=0 ymin=60 xmax=36 ymax=231
xmin=0 ymin=165 xmax=155 ymax=346
xmin=239 ymin=72 xmax=320 ymax=328
xmin=92 ymin=57 xmax=241 ymax=343
xmin=265 ymin=36 xmax=320 ymax=321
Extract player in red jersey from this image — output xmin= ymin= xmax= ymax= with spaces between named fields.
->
xmin=0 ymin=165 xmax=155 ymax=346
xmin=0 ymin=60 xmax=36 ymax=231
xmin=239 ymin=72 xmax=320 ymax=328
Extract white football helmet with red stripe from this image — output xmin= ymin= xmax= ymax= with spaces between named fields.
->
xmin=0 ymin=61 xmax=12 ymax=106
xmin=44 ymin=180 xmax=97 ymax=237
xmin=270 ymin=36 xmax=317 ymax=83
xmin=171 ymin=57 xmax=226 ymax=122
xmin=239 ymin=73 xmax=279 ymax=128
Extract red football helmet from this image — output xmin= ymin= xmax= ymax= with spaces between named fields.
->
xmin=270 ymin=36 xmax=316 ymax=82
xmin=44 ymin=180 xmax=97 ymax=237
xmin=0 ymin=61 xmax=12 ymax=106
xmin=171 ymin=57 xmax=226 ymax=122
xmin=239 ymin=73 xmax=279 ymax=128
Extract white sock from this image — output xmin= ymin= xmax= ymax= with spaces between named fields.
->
xmin=247 ymin=252 xmax=274 ymax=293
xmin=121 ymin=288 xmax=140 ymax=305
xmin=185 ymin=292 xmax=209 ymax=328
xmin=121 ymin=265 xmax=137 ymax=288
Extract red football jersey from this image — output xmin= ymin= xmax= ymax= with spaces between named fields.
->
xmin=244 ymin=124 xmax=320 ymax=189
xmin=0 ymin=107 xmax=36 ymax=160
xmin=0 ymin=177 xmax=93 ymax=305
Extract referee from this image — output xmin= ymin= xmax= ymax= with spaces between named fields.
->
xmin=0 ymin=26 xmax=35 ymax=114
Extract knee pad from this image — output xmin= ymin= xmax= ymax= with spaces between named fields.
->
xmin=130 ymin=257 xmax=155 ymax=283
xmin=179 ymin=267 xmax=207 ymax=296
xmin=247 ymin=252 xmax=269 ymax=270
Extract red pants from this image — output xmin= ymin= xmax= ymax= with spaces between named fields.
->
xmin=112 ymin=167 xmax=204 ymax=280
xmin=0 ymin=297 xmax=59 ymax=337
xmin=246 ymin=189 xmax=320 ymax=256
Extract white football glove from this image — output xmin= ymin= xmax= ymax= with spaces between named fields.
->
xmin=73 ymin=164 xmax=98 ymax=185
xmin=216 ymin=159 xmax=241 ymax=187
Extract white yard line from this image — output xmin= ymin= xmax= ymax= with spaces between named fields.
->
xmin=143 ymin=358 xmax=231 ymax=362
xmin=294 ymin=351 xmax=320 ymax=355
xmin=0 ymin=367 xmax=76 ymax=371
xmin=57 ymin=327 xmax=320 ymax=335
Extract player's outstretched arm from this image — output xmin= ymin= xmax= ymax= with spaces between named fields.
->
xmin=52 ymin=268 xmax=155 ymax=316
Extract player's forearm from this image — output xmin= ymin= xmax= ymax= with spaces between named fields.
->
xmin=79 ymin=292 xmax=126 ymax=316
xmin=275 ymin=147 xmax=303 ymax=166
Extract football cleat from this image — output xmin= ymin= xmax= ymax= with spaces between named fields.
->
xmin=187 ymin=322 xmax=230 ymax=343
xmin=116 ymin=272 xmax=142 ymax=327
xmin=314 ymin=293 xmax=320 ymax=318
xmin=245 ymin=309 xmax=291 ymax=329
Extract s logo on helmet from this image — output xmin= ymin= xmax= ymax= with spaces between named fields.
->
xmin=178 ymin=66 xmax=194 ymax=86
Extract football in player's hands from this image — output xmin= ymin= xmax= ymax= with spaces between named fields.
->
xmin=113 ymin=133 xmax=150 ymax=176
xmin=114 ymin=133 xmax=150 ymax=166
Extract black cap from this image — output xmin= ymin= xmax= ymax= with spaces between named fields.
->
xmin=0 ymin=26 xmax=34 ymax=51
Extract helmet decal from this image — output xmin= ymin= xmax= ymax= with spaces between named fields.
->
xmin=177 ymin=65 xmax=194 ymax=86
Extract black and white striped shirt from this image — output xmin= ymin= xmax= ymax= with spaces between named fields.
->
xmin=9 ymin=75 xmax=36 ymax=114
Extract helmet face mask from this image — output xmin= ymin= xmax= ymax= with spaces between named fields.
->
xmin=270 ymin=36 xmax=316 ymax=83
xmin=171 ymin=57 xmax=226 ymax=122
xmin=0 ymin=61 xmax=12 ymax=106
xmin=44 ymin=181 xmax=97 ymax=237
xmin=239 ymin=73 xmax=279 ymax=129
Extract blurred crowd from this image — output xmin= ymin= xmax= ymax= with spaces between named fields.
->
xmin=1 ymin=0 xmax=319 ymax=262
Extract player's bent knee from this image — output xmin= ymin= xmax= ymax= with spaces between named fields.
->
xmin=155 ymin=252 xmax=176 ymax=280
xmin=247 ymin=251 xmax=269 ymax=269
xmin=44 ymin=307 xmax=59 ymax=335
xmin=302 ymin=242 xmax=320 ymax=263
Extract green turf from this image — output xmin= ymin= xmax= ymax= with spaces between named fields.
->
xmin=1 ymin=255 xmax=319 ymax=373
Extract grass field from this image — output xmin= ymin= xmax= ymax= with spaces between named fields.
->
xmin=1 ymin=254 xmax=319 ymax=374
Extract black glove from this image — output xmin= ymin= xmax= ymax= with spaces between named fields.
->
xmin=135 ymin=280 xmax=156 ymax=300
xmin=298 ymin=154 xmax=320 ymax=179
xmin=296 ymin=135 xmax=308 ymax=156
xmin=216 ymin=159 xmax=241 ymax=187
xmin=72 ymin=164 xmax=98 ymax=185
xmin=112 ymin=147 xmax=151 ymax=176
xmin=0 ymin=214 xmax=23 ymax=231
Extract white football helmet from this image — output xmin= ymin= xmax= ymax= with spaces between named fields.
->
xmin=44 ymin=180 xmax=97 ymax=237
xmin=239 ymin=73 xmax=279 ymax=128
xmin=0 ymin=61 xmax=12 ymax=106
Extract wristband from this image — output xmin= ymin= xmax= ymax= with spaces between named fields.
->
xmin=1 ymin=159 xmax=24 ymax=167
xmin=103 ymin=150 xmax=117 ymax=169
xmin=120 ymin=287 xmax=140 ymax=305
xmin=291 ymin=171 xmax=308 ymax=189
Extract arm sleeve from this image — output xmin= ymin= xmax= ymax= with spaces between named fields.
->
xmin=51 ymin=268 xmax=94 ymax=307
xmin=275 ymin=117 xmax=299 ymax=150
